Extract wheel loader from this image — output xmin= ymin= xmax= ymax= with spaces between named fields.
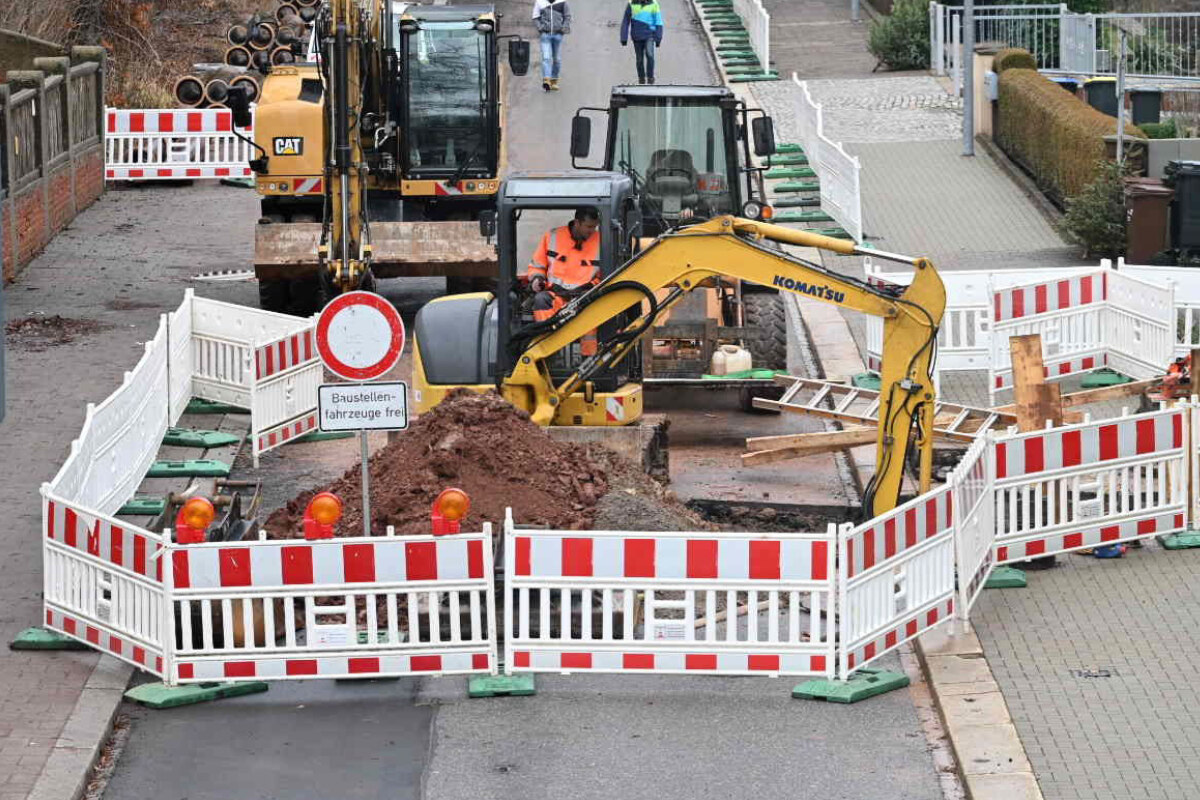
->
xmin=241 ymin=1 xmax=529 ymax=315
xmin=411 ymin=171 xmax=946 ymax=515
xmin=568 ymin=86 xmax=789 ymax=397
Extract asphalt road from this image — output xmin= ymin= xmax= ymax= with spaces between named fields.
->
xmin=98 ymin=2 xmax=944 ymax=799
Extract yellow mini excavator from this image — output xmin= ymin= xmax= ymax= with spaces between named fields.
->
xmin=412 ymin=172 xmax=946 ymax=516
xmin=238 ymin=1 xmax=529 ymax=314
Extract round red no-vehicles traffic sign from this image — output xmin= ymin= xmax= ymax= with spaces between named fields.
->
xmin=315 ymin=291 xmax=405 ymax=381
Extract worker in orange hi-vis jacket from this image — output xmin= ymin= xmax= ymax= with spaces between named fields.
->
xmin=526 ymin=206 xmax=602 ymax=355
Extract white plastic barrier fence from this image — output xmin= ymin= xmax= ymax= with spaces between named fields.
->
xmin=992 ymin=407 xmax=1187 ymax=564
xmin=43 ymin=494 xmax=170 ymax=676
xmin=189 ymin=292 xmax=321 ymax=463
xmin=169 ymin=528 xmax=497 ymax=683
xmin=988 ymin=270 xmax=1173 ymax=403
xmin=732 ymin=0 xmax=771 ymax=75
xmin=951 ymin=435 xmax=995 ymax=619
xmin=837 ymin=486 xmax=956 ymax=679
xmin=504 ymin=514 xmax=837 ymax=677
xmin=790 ymin=76 xmax=863 ymax=243
xmin=1117 ymin=262 xmax=1200 ymax=357
xmin=863 ymin=260 xmax=1102 ymax=377
xmin=105 ymin=108 xmax=254 ymax=181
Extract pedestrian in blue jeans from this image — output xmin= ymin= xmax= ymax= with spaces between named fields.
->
xmin=533 ymin=0 xmax=571 ymax=91
xmin=621 ymin=1 xmax=664 ymax=84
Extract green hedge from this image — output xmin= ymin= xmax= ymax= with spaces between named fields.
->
xmin=993 ymin=48 xmax=1037 ymax=73
xmin=996 ymin=68 xmax=1144 ymax=204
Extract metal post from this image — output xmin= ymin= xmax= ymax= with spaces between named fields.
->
xmin=963 ymin=0 xmax=975 ymax=156
xmin=1116 ymin=30 xmax=1127 ymax=164
xmin=851 ymin=0 xmax=860 ymax=24
xmin=361 ymin=428 xmax=371 ymax=536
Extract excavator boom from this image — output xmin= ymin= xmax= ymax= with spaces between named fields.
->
xmin=501 ymin=216 xmax=946 ymax=516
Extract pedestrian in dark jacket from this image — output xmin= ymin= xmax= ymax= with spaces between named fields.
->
xmin=620 ymin=1 xmax=664 ymax=84
xmin=533 ymin=0 xmax=571 ymax=91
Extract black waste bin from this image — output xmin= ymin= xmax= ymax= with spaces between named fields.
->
xmin=1049 ymin=77 xmax=1079 ymax=95
xmin=1130 ymin=89 xmax=1163 ymax=125
xmin=1166 ymin=160 xmax=1200 ymax=249
xmin=1084 ymin=77 xmax=1118 ymax=117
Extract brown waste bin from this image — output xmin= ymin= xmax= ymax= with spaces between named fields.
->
xmin=1125 ymin=177 xmax=1174 ymax=263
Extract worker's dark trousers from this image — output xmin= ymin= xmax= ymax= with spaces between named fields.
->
xmin=633 ymin=38 xmax=656 ymax=83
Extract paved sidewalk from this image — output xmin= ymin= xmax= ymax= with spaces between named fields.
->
xmin=0 ymin=183 xmax=261 ymax=800
xmin=973 ymin=543 xmax=1200 ymax=800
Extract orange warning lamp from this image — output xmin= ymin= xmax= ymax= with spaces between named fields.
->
xmin=431 ymin=488 xmax=470 ymax=535
xmin=304 ymin=492 xmax=343 ymax=540
xmin=761 ymin=205 xmax=774 ymax=221
xmin=175 ymin=497 xmax=216 ymax=544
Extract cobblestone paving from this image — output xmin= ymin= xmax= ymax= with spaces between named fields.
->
xmin=973 ymin=543 xmax=1200 ymax=800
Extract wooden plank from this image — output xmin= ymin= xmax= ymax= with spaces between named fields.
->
xmin=1010 ymin=334 xmax=1058 ymax=433
xmin=993 ymin=378 xmax=1157 ymax=413
xmin=745 ymin=426 xmax=875 ymax=452
xmin=741 ymin=427 xmax=881 ymax=465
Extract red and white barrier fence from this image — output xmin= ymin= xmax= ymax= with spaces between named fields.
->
xmin=504 ymin=514 xmax=837 ymax=678
xmin=105 ymin=107 xmax=254 ymax=181
xmin=989 ymin=270 xmax=1172 ymax=403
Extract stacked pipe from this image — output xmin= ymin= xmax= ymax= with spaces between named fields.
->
xmin=174 ymin=1 xmax=317 ymax=108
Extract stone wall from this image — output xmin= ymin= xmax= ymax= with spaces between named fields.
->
xmin=0 ymin=46 xmax=105 ymax=282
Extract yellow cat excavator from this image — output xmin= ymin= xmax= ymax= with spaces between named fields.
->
xmin=412 ymin=171 xmax=946 ymax=515
xmin=233 ymin=1 xmax=529 ymax=314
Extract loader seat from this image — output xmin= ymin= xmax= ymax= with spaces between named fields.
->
xmin=644 ymin=149 xmax=700 ymax=220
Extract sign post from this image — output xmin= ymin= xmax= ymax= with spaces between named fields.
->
xmin=315 ymin=292 xmax=406 ymax=536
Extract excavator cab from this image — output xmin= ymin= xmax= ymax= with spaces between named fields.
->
xmin=569 ymin=85 xmax=775 ymax=236
xmin=413 ymin=171 xmax=645 ymax=420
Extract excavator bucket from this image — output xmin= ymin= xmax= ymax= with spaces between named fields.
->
xmin=253 ymin=221 xmax=498 ymax=281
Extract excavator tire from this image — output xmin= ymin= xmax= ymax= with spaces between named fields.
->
xmin=288 ymin=276 xmax=323 ymax=316
xmin=741 ymin=292 xmax=787 ymax=370
xmin=739 ymin=292 xmax=788 ymax=413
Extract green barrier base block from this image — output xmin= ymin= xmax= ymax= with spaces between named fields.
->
xmin=118 ymin=496 xmax=167 ymax=516
xmin=768 ymin=154 xmax=809 ymax=167
xmin=730 ymin=73 xmax=780 ymax=82
xmin=985 ymin=565 xmax=1028 ymax=589
xmin=766 ymin=167 xmax=817 ymax=180
xmin=776 ymin=143 xmax=804 ymax=153
xmin=1081 ymin=367 xmax=1133 ymax=389
xmin=468 ymin=673 xmax=537 ymax=698
xmin=184 ymin=398 xmax=249 ymax=415
xmin=126 ymin=681 xmax=269 ymax=709
xmin=774 ymin=209 xmax=835 ymax=224
xmin=773 ymin=180 xmax=820 ymax=194
xmin=851 ymin=372 xmax=882 ymax=391
xmin=811 ymin=227 xmax=852 ymax=239
xmin=10 ymin=627 xmax=91 ymax=651
xmin=772 ymin=196 xmax=821 ymax=208
xmin=147 ymin=459 xmax=232 ymax=478
xmin=163 ymin=428 xmax=241 ymax=448
xmin=285 ymin=430 xmax=355 ymax=445
xmin=702 ymin=368 xmax=785 ymax=380
xmin=1160 ymin=530 xmax=1200 ymax=550
xmin=220 ymin=176 xmax=255 ymax=189
xmin=793 ymin=669 xmax=910 ymax=703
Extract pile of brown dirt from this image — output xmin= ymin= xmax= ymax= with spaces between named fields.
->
xmin=264 ymin=390 xmax=616 ymax=538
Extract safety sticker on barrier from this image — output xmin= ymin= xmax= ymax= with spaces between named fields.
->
xmin=838 ymin=485 xmax=956 ymax=679
xmin=504 ymin=514 xmax=837 ymax=677
xmin=993 ymin=407 xmax=1188 ymax=564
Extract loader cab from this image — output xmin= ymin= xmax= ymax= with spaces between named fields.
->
xmin=396 ymin=6 xmax=514 ymax=194
xmin=412 ymin=172 xmax=643 ymax=414
xmin=570 ymin=85 xmax=776 ymax=237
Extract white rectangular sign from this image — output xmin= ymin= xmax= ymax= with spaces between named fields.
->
xmin=318 ymin=382 xmax=408 ymax=431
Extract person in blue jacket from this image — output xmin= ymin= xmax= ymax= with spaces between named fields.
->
xmin=620 ymin=1 xmax=664 ymax=85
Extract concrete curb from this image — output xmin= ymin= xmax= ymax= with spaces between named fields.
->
xmin=915 ymin=626 xmax=1043 ymax=800
xmin=27 ymin=655 xmax=132 ymax=800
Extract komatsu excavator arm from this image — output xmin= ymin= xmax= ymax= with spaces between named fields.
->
xmin=503 ymin=215 xmax=946 ymax=516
